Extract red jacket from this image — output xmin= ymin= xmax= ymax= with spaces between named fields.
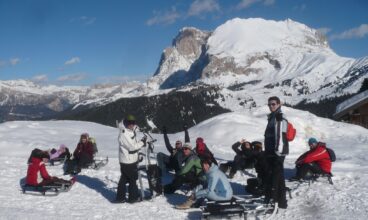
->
xmin=73 ymin=142 xmax=94 ymax=160
xmin=300 ymin=142 xmax=332 ymax=173
xmin=26 ymin=157 xmax=51 ymax=186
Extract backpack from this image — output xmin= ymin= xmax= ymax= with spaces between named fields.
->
xmin=285 ymin=121 xmax=296 ymax=142
xmin=89 ymin=137 xmax=98 ymax=154
xmin=326 ymin=148 xmax=336 ymax=162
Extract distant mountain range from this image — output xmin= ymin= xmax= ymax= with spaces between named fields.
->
xmin=1 ymin=18 xmax=367 ymax=130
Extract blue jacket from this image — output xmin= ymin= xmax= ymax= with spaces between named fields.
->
xmin=195 ymin=165 xmax=233 ymax=201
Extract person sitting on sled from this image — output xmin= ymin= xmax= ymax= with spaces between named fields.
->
xmin=49 ymin=144 xmax=71 ymax=165
xmin=26 ymin=150 xmax=74 ymax=187
xmin=219 ymin=139 xmax=256 ymax=178
xmin=194 ymin=137 xmax=218 ymax=166
xmin=164 ymin=143 xmax=204 ymax=194
xmin=157 ymin=125 xmax=189 ymax=175
xmin=176 ymin=158 xmax=233 ymax=209
xmin=290 ymin=137 xmax=332 ymax=181
xmin=64 ymin=133 xmax=94 ymax=174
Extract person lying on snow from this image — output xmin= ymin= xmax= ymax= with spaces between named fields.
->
xmin=176 ymin=158 xmax=233 ymax=209
xmin=195 ymin=137 xmax=217 ymax=166
xmin=164 ymin=143 xmax=205 ymax=194
xmin=156 ymin=125 xmax=189 ymax=175
xmin=290 ymin=137 xmax=332 ymax=181
xmin=26 ymin=150 xmax=74 ymax=187
xmin=219 ymin=139 xmax=257 ymax=178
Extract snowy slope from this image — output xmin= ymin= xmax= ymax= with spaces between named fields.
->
xmin=1 ymin=107 xmax=368 ymax=219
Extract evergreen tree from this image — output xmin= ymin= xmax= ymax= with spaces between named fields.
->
xmin=358 ymin=78 xmax=368 ymax=93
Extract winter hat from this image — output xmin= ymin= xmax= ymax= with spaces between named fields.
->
xmin=183 ymin=143 xmax=192 ymax=150
xmin=175 ymin=140 xmax=182 ymax=146
xmin=196 ymin=137 xmax=206 ymax=155
xmin=124 ymin=114 xmax=136 ymax=126
xmin=308 ymin=137 xmax=318 ymax=145
xmin=59 ymin=144 xmax=67 ymax=150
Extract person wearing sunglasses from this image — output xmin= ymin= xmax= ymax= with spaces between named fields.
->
xmin=157 ymin=125 xmax=190 ymax=175
xmin=263 ymin=96 xmax=289 ymax=209
xmin=163 ymin=143 xmax=203 ymax=194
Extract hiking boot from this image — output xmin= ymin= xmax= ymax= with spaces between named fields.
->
xmin=112 ymin=199 xmax=126 ymax=204
xmin=175 ymin=195 xmax=195 ymax=210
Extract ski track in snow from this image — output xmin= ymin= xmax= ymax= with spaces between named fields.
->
xmin=1 ymin=107 xmax=368 ymax=219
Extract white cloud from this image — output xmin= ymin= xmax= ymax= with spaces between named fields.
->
xmin=64 ymin=57 xmax=81 ymax=65
xmin=146 ymin=7 xmax=181 ymax=26
xmin=71 ymin=16 xmax=96 ymax=25
xmin=331 ymin=24 xmax=368 ymax=40
xmin=187 ymin=0 xmax=220 ymax=17
xmin=317 ymin=27 xmax=332 ymax=35
xmin=32 ymin=74 xmax=48 ymax=83
xmin=9 ymin=58 xmax=20 ymax=66
xmin=57 ymin=73 xmax=86 ymax=82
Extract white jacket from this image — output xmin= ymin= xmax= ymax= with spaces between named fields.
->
xmin=118 ymin=124 xmax=144 ymax=164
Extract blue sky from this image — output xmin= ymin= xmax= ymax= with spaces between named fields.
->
xmin=0 ymin=0 xmax=367 ymax=85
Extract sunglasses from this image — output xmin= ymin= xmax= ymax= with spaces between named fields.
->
xmin=268 ymin=103 xmax=277 ymax=107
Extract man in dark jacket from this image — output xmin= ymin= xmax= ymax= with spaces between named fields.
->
xmin=263 ymin=96 xmax=289 ymax=209
xmin=156 ymin=125 xmax=189 ymax=175
xmin=291 ymin=137 xmax=332 ymax=180
xmin=163 ymin=143 xmax=203 ymax=194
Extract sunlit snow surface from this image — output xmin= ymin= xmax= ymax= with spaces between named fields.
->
xmin=1 ymin=107 xmax=368 ymax=219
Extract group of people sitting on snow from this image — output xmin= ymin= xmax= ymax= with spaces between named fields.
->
xmin=24 ymin=95 xmax=335 ymax=210
xmin=25 ymin=133 xmax=98 ymax=188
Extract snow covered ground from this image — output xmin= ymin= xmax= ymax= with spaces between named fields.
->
xmin=1 ymin=106 xmax=368 ymax=219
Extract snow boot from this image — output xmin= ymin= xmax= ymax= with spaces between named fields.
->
xmin=175 ymin=195 xmax=195 ymax=210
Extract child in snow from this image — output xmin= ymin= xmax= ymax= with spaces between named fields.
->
xmin=49 ymin=144 xmax=71 ymax=165
xmin=176 ymin=158 xmax=233 ymax=209
xmin=26 ymin=150 xmax=74 ymax=187
xmin=290 ymin=137 xmax=332 ymax=181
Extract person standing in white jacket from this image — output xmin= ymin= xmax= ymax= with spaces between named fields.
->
xmin=114 ymin=114 xmax=146 ymax=203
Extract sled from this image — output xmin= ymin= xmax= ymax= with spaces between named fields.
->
xmin=88 ymin=156 xmax=109 ymax=170
xmin=45 ymin=156 xmax=68 ymax=166
xmin=200 ymin=195 xmax=276 ymax=220
xmin=20 ymin=177 xmax=75 ymax=196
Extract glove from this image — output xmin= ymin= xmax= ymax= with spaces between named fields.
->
xmin=275 ymin=112 xmax=283 ymax=121
xmin=162 ymin=126 xmax=167 ymax=134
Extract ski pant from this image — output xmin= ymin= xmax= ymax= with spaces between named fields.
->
xmin=39 ymin=177 xmax=71 ymax=187
xmin=157 ymin=152 xmax=177 ymax=174
xmin=164 ymin=171 xmax=201 ymax=194
xmin=264 ymin=154 xmax=287 ymax=208
xmin=296 ymin=162 xmax=324 ymax=179
xmin=194 ymin=185 xmax=232 ymax=201
xmin=116 ymin=162 xmax=139 ymax=202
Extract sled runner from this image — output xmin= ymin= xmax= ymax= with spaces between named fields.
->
xmin=20 ymin=177 xmax=76 ymax=196
xmin=88 ymin=156 xmax=109 ymax=170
